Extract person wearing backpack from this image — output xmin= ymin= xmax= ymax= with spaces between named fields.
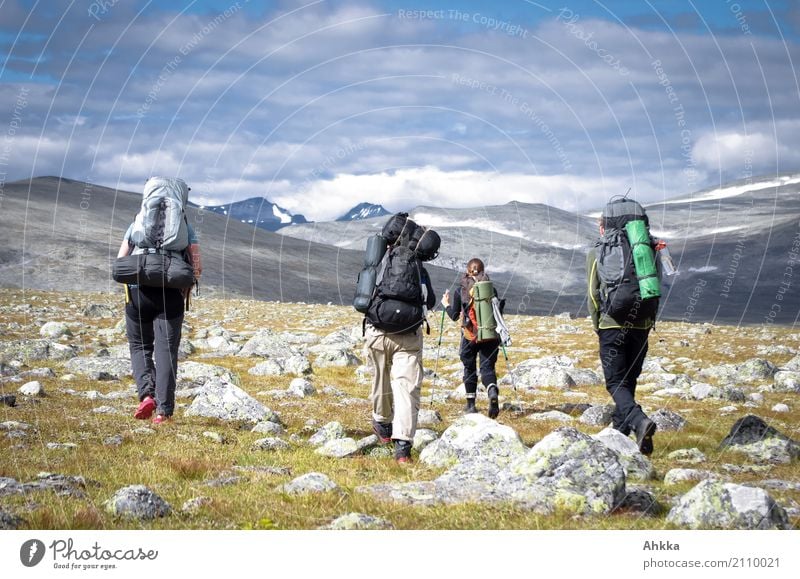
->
xmin=360 ymin=214 xmax=438 ymax=464
xmin=442 ymin=258 xmax=505 ymax=419
xmin=115 ymin=177 xmax=201 ymax=425
xmin=587 ymin=198 xmax=659 ymax=455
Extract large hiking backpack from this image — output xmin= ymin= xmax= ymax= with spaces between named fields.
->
xmin=111 ymin=177 xmax=194 ymax=289
xmin=595 ymin=198 xmax=661 ymax=323
xmin=360 ymin=213 xmax=438 ymax=333
xmin=129 ymin=177 xmax=190 ymax=251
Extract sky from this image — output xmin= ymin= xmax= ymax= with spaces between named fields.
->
xmin=0 ymin=0 xmax=799 ymax=220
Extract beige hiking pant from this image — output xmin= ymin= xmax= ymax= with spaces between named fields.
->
xmin=365 ymin=324 xmax=424 ymax=442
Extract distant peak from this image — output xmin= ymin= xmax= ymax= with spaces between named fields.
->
xmin=336 ymin=202 xmax=390 ymax=222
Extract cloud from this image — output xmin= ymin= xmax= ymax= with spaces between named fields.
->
xmin=0 ymin=1 xmax=798 ymax=220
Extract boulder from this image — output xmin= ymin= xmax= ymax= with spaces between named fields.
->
xmin=419 ymin=414 xmax=526 ymax=468
xmin=184 ymin=378 xmax=279 ymax=424
xmin=0 ymin=339 xmax=76 ymax=362
xmin=177 ymin=361 xmax=237 ymax=386
xmin=314 ymin=348 xmax=361 ymax=368
xmin=105 ymin=485 xmax=171 ymax=520
xmin=666 ymin=480 xmax=790 ymax=529
xmin=663 ymin=468 xmax=721 ymax=486
xmin=252 ymin=437 xmax=290 ymax=451
xmin=413 ymin=429 xmax=438 ymax=451
xmin=64 ymin=356 xmax=131 ymax=380
xmin=39 ymin=321 xmax=72 ymax=339
xmin=592 ymin=427 xmax=655 ymax=480
xmin=18 ymin=381 xmax=45 ymax=397
xmin=580 ymin=404 xmax=615 ymax=427
xmin=83 ymin=304 xmax=116 ymax=318
xmin=649 ymin=408 xmax=687 ymax=432
xmin=498 ymin=427 xmax=627 ymax=515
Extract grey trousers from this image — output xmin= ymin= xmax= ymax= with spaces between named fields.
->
xmin=125 ymin=286 xmax=184 ymax=417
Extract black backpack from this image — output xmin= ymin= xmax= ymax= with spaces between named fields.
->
xmin=366 ymin=245 xmax=427 ymax=334
xmin=595 ymin=199 xmax=660 ymax=324
xmin=363 ymin=213 xmax=438 ymax=334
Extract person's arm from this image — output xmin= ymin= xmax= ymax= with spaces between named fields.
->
xmin=118 ymin=224 xmax=134 ymax=258
xmin=492 ymin=286 xmax=506 ymax=315
xmin=443 ymin=287 xmax=461 ymax=321
xmin=587 ymin=248 xmax=600 ymax=331
xmin=423 ymin=268 xmax=435 ymax=310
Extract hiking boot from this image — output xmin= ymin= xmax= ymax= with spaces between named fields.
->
xmin=487 ymin=385 xmax=500 ymax=419
xmin=134 ymin=396 xmax=156 ymax=420
xmin=464 ymin=398 xmax=477 ymax=414
xmin=372 ymin=420 xmax=392 ymax=444
xmin=394 ymin=439 xmax=412 ymax=463
xmin=635 ymin=418 xmax=657 ymax=456
xmin=152 ymin=414 xmax=171 ymax=426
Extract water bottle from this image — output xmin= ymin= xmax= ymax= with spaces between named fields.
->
xmin=656 ymin=240 xmax=678 ymax=276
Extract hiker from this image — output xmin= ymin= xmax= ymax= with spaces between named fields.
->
xmin=116 ymin=177 xmax=201 ymax=425
xmin=587 ymin=197 xmax=660 ymax=455
xmin=442 ymin=258 xmax=505 ymax=419
xmin=358 ymin=213 xmax=439 ymax=463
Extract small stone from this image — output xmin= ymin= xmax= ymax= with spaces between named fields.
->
xmin=667 ymin=448 xmax=707 ymax=464
xmin=413 ymin=429 xmax=438 ymax=451
xmin=287 ymin=378 xmax=315 ymax=398
xmin=181 ymin=497 xmax=211 ymax=513
xmin=18 ymin=381 xmax=45 ymax=397
xmin=308 ymin=421 xmax=346 ymax=447
xmin=202 ymin=431 xmax=227 ymax=444
xmin=526 ymin=410 xmax=574 ymax=423
xmin=278 ymin=472 xmax=339 ymax=495
xmin=46 ymin=442 xmax=77 ymax=450
xmin=103 ymin=435 xmax=124 ymax=447
xmin=664 ymin=468 xmax=721 ymax=486
xmin=649 ymin=408 xmax=687 ymax=432
xmin=319 ymin=512 xmax=394 ymax=530
xmin=0 ymin=509 xmax=23 ymax=530
xmin=92 ymin=406 xmax=119 ymax=414
xmin=251 ymin=421 xmax=285 ymax=435
xmin=252 ymin=437 xmax=289 ymax=451
xmin=0 ymin=394 xmax=16 ymax=407
xmin=417 ymin=408 xmax=442 ymax=426
xmin=771 ymin=403 xmax=790 ymax=413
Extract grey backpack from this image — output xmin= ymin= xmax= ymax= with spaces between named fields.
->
xmin=129 ymin=177 xmax=190 ymax=251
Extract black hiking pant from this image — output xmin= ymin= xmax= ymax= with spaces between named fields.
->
xmin=598 ymin=327 xmax=650 ymax=435
xmin=460 ymin=336 xmax=500 ymax=397
xmin=126 ymin=285 xmax=184 ymax=417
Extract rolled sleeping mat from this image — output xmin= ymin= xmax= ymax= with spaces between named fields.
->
xmin=625 ymin=220 xmax=661 ymax=299
xmin=364 ymin=234 xmax=388 ymax=267
xmin=472 ymin=280 xmax=499 ymax=342
xmin=353 ymin=266 xmax=378 ymax=313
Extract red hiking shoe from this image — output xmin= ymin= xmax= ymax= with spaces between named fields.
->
xmin=134 ymin=396 xmax=156 ymax=420
xmin=152 ymin=414 xmax=171 ymax=426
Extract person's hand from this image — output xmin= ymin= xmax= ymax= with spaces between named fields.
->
xmin=441 ymin=289 xmax=450 ymax=308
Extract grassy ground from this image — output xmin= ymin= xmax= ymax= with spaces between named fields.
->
xmin=0 ymin=289 xmax=798 ymax=530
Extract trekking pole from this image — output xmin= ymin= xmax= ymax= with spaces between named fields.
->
xmin=430 ymin=308 xmax=446 ymax=406
xmin=501 ymin=343 xmax=517 ymax=392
